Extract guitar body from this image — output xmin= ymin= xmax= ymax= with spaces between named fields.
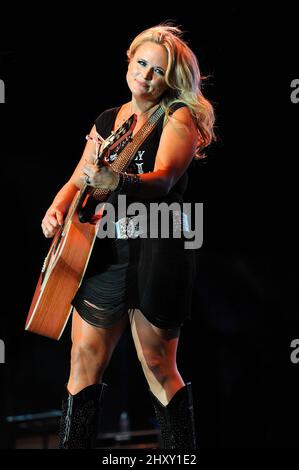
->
xmin=25 ymin=113 xmax=137 ymax=340
xmin=25 ymin=192 xmax=98 ymax=339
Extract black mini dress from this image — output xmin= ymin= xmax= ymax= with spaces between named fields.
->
xmin=71 ymin=104 xmax=196 ymax=329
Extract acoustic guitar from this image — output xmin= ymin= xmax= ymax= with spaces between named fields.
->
xmin=25 ymin=114 xmax=137 ymax=340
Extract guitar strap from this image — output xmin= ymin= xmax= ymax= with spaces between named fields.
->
xmin=92 ymin=105 xmax=165 ymax=201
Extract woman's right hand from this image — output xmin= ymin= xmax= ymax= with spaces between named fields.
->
xmin=41 ymin=206 xmax=65 ymax=238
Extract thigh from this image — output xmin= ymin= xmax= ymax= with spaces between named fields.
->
xmin=71 ymin=309 xmax=129 ymax=353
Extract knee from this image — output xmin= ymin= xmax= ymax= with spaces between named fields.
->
xmin=71 ymin=342 xmax=108 ymax=371
xmin=139 ymin=351 xmax=171 ymax=381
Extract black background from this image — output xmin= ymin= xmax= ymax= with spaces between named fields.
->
xmin=0 ymin=5 xmax=298 ymax=451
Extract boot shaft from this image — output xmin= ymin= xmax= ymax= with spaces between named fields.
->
xmin=150 ymin=383 xmax=197 ymax=449
xmin=59 ymin=383 xmax=107 ymax=449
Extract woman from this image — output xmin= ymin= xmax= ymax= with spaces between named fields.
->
xmin=41 ymin=24 xmax=215 ymax=449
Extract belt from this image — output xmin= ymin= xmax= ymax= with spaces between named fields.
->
xmin=114 ymin=211 xmax=190 ymax=239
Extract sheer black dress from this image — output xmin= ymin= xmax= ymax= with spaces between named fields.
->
xmin=72 ymin=104 xmax=196 ymax=329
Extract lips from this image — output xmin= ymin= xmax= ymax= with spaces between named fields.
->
xmin=136 ymin=80 xmax=149 ymax=89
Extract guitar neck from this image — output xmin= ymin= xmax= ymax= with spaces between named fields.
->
xmin=62 ymin=185 xmax=89 ymax=233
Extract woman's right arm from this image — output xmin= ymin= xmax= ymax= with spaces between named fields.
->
xmin=41 ymin=124 xmax=99 ymax=238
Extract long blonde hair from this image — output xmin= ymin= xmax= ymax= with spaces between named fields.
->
xmin=127 ymin=24 xmax=215 ymax=158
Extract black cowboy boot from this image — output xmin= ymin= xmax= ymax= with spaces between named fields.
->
xmin=150 ymin=382 xmax=196 ymax=449
xmin=59 ymin=382 xmax=107 ymax=449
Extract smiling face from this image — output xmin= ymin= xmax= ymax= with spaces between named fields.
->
xmin=126 ymin=41 xmax=169 ymax=102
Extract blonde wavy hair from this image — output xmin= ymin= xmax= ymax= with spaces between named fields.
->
xmin=127 ymin=24 xmax=215 ymax=158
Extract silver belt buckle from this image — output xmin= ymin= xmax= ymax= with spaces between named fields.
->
xmin=115 ymin=216 xmax=141 ymax=239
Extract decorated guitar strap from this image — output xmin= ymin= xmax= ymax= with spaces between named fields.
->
xmin=92 ymin=105 xmax=165 ymax=201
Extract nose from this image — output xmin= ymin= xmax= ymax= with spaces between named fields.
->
xmin=142 ymin=67 xmax=153 ymax=81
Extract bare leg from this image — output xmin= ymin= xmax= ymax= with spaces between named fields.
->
xmin=130 ymin=309 xmax=184 ymax=405
xmin=68 ymin=309 xmax=128 ymax=394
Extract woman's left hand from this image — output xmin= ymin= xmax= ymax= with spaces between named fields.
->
xmin=81 ymin=160 xmax=119 ymax=190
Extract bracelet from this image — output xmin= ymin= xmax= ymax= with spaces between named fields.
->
xmin=114 ymin=172 xmax=141 ymax=194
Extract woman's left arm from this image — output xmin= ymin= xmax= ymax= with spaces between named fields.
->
xmin=127 ymin=106 xmax=198 ymax=198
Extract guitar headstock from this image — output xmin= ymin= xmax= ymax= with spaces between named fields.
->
xmin=103 ymin=113 xmax=137 ymax=153
xmin=85 ymin=113 xmax=137 ymax=166
xmin=98 ymin=114 xmax=137 ymax=165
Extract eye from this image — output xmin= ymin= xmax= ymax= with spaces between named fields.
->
xmin=137 ymin=59 xmax=147 ymax=66
xmin=155 ymin=68 xmax=165 ymax=76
